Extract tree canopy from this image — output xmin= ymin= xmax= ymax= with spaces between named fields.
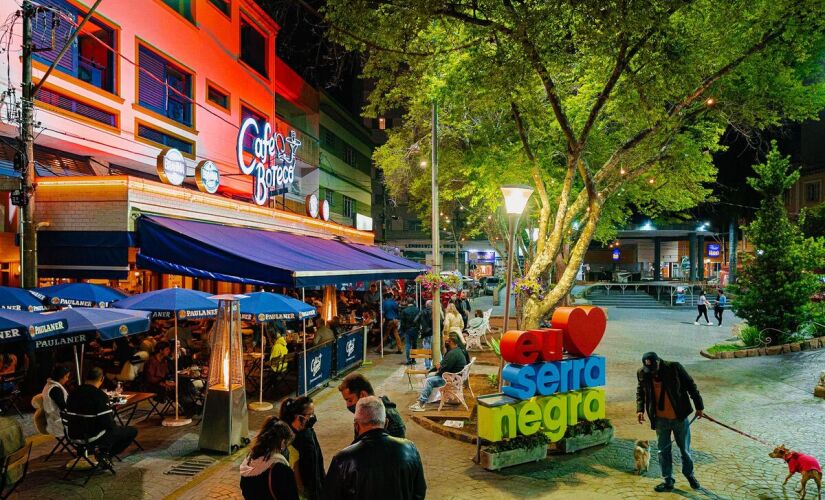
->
xmin=322 ymin=0 xmax=825 ymax=325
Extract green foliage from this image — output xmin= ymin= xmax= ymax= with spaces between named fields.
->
xmin=488 ymin=337 xmax=501 ymax=357
xmin=563 ymin=419 xmax=614 ymax=439
xmin=484 ymin=432 xmax=549 ymax=453
xmin=730 ymin=143 xmax=825 ymax=344
xmin=800 ymin=204 xmax=825 ymax=238
xmin=707 ymin=343 xmax=744 ymax=355
xmin=486 ymin=373 xmax=499 ymax=388
xmin=738 ymin=325 xmax=765 ymax=347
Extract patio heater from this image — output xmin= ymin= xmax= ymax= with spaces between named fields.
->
xmin=321 ymin=285 xmax=337 ymax=321
xmin=199 ymin=295 xmax=249 ymax=453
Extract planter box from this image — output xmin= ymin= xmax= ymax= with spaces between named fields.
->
xmin=548 ymin=427 xmax=614 ymax=454
xmin=479 ymin=444 xmax=547 ymax=470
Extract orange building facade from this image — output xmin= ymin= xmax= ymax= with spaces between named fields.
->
xmin=0 ymin=0 xmax=375 ymax=290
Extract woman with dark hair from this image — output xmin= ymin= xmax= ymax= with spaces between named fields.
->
xmin=280 ymin=396 xmax=324 ymax=500
xmin=240 ymin=417 xmax=298 ymax=500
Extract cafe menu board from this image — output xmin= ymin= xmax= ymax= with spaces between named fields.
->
xmin=297 ymin=343 xmax=334 ymax=395
xmin=335 ymin=328 xmax=364 ymax=373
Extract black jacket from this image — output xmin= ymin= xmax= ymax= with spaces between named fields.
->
xmin=419 ymin=308 xmax=433 ymax=338
xmin=636 ymin=360 xmax=704 ymax=429
xmin=399 ymin=305 xmax=421 ymax=337
xmin=65 ymin=383 xmax=115 ymax=440
xmin=324 ymin=429 xmax=425 ymax=500
xmin=292 ymin=427 xmax=325 ymax=500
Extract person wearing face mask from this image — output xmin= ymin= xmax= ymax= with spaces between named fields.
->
xmin=337 ymin=373 xmax=405 ymax=439
xmin=280 ymin=396 xmax=324 ymax=500
xmin=323 ymin=396 xmax=426 ymax=500
xmin=636 ymin=352 xmax=705 ymax=493
xmin=240 ymin=417 xmax=299 ymax=500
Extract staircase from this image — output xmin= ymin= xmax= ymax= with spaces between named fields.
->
xmin=585 ymin=288 xmax=668 ymax=309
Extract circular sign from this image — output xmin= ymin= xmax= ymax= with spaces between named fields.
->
xmin=320 ymin=199 xmax=330 ymax=221
xmin=305 ymin=194 xmax=319 ymax=218
xmin=157 ymin=148 xmax=187 ymax=186
xmin=118 ymin=324 xmax=129 ymax=336
xmin=195 ymin=160 xmax=221 ymax=194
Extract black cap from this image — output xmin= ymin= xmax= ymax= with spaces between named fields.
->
xmin=642 ymin=352 xmax=659 ymax=373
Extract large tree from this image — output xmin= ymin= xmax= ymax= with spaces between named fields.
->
xmin=322 ymin=0 xmax=825 ymax=326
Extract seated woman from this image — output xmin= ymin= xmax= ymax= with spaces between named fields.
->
xmin=239 ymin=417 xmax=298 ymax=500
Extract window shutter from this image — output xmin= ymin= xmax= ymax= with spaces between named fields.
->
xmin=32 ymin=0 xmax=77 ymax=73
xmin=138 ymin=46 xmax=167 ymax=113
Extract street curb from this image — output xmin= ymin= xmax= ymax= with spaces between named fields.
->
xmin=411 ymin=414 xmax=478 ymax=444
xmin=701 ymin=336 xmax=825 ymax=359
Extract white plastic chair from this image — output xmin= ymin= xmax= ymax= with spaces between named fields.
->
xmin=465 ymin=309 xmax=492 ymax=351
xmin=438 ymin=357 xmax=475 ymax=412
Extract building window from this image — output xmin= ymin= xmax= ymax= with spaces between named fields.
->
xmin=325 ymin=189 xmax=334 ymax=208
xmin=206 ymin=83 xmax=229 ymax=111
xmin=240 ymin=105 xmax=267 ymax=153
xmin=138 ymin=45 xmax=193 ymax=127
xmin=162 ymin=0 xmax=194 ymax=22
xmin=240 ymin=18 xmax=267 ymax=77
xmin=32 ymin=0 xmax=117 ymax=94
xmin=343 ymin=196 xmax=355 ymax=218
xmin=37 ymin=87 xmax=116 ymax=127
xmin=207 ymin=0 xmax=230 ymax=16
xmin=805 ymin=181 xmax=821 ymax=203
xmin=405 ymin=219 xmax=422 ymax=232
xmin=137 ymin=123 xmax=194 ymax=155
xmin=344 ymin=145 xmax=355 ymax=167
xmin=321 ymin=127 xmax=336 ymax=148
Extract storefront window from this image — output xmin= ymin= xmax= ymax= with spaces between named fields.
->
xmin=138 ymin=45 xmax=193 ymax=127
xmin=32 ymin=0 xmax=117 ymax=94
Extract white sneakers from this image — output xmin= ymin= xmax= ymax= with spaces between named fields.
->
xmin=409 ymin=402 xmax=427 ymax=412
xmin=694 ymin=321 xmax=699 ymax=325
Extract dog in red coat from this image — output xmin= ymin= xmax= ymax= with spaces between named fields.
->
xmin=769 ymin=445 xmax=822 ymax=499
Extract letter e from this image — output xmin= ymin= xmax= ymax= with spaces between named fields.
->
xmin=500 ymin=330 xmax=541 ymax=365
xmin=535 ymin=362 xmax=560 ymax=396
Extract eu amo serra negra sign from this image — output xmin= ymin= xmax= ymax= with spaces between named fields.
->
xmin=478 ymin=306 xmax=608 ymax=443
xmin=237 ymin=118 xmax=303 ymax=206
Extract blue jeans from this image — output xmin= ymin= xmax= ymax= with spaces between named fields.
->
xmin=656 ymin=417 xmax=694 ymax=482
xmin=404 ymin=331 xmax=418 ymax=362
xmin=418 ymin=375 xmax=445 ymax=404
xmin=421 ymin=336 xmax=432 ymax=369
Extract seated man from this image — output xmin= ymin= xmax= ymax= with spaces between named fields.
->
xmin=314 ymin=319 xmax=335 ymax=346
xmin=65 ymin=367 xmax=138 ymax=466
xmin=143 ymin=342 xmax=175 ymax=397
xmin=409 ymin=332 xmax=467 ymax=412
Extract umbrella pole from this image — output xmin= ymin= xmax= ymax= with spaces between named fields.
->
xmin=379 ymin=281 xmax=384 ymax=359
xmin=73 ymin=346 xmax=81 ymax=382
xmin=249 ymin=323 xmax=272 ymax=411
xmin=302 ymin=288 xmax=307 ymax=396
xmin=163 ymin=314 xmax=191 ymax=426
xmin=80 ymin=344 xmax=85 ymax=379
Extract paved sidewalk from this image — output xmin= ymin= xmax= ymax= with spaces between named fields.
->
xmin=10 ymin=306 xmax=825 ymax=499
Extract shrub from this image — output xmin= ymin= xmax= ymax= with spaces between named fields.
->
xmin=739 ymin=325 xmax=764 ymax=347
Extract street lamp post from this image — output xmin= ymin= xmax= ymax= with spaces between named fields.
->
xmin=497 ymin=185 xmax=533 ymax=391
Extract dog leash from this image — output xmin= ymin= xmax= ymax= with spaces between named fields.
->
xmin=656 ymin=414 xmax=699 ymax=455
xmin=700 ymin=413 xmax=772 ymax=447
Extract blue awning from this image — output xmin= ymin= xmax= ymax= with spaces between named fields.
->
xmin=38 ymin=231 xmax=135 ymax=280
xmin=136 ymin=216 xmax=426 ymax=287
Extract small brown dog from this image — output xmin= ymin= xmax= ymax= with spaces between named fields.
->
xmin=634 ymin=439 xmax=650 ymax=475
xmin=769 ymin=444 xmax=822 ymax=499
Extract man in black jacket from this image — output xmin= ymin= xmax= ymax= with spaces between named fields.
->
xmin=636 ymin=352 xmax=704 ymax=493
xmin=324 ymin=396 xmax=425 ymax=500
xmin=338 ymin=373 xmax=406 ymax=439
xmin=65 ymin=367 xmax=138 ymax=466
xmin=399 ymin=299 xmax=421 ymax=365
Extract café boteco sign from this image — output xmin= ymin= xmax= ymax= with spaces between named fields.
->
xmin=478 ymin=306 xmax=607 ymax=443
xmin=154 ymin=117 xmax=303 ymax=206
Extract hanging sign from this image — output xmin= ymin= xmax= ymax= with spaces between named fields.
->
xmin=195 ymin=160 xmax=221 ymax=194
xmin=304 ymin=194 xmax=331 ymax=222
xmin=707 ymin=243 xmax=721 ymax=257
xmin=612 ymin=248 xmax=620 ymax=261
xmin=237 ymin=118 xmax=303 ymax=205
xmin=157 ymin=148 xmax=186 ymax=186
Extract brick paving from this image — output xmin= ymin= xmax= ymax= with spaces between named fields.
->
xmin=8 ymin=306 xmax=825 ymax=499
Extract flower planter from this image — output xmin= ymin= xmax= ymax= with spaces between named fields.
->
xmin=548 ymin=427 xmax=614 ymax=454
xmin=479 ymin=444 xmax=547 ymax=471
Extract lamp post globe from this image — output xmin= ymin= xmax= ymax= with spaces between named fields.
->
xmin=498 ymin=184 xmax=533 ymax=390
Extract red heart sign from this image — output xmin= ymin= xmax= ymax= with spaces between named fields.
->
xmin=551 ymin=306 xmax=606 ymax=357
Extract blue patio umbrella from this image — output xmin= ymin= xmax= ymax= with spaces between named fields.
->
xmin=0 ymin=309 xmax=68 ymax=346
xmin=112 ymin=288 xmax=218 ymax=426
xmin=0 ymin=286 xmax=47 ymax=312
xmin=42 ymin=307 xmax=152 ymax=382
xmin=31 ymin=283 xmax=128 ymax=308
xmin=239 ymin=292 xmax=317 ymax=411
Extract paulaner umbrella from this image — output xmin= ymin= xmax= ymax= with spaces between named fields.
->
xmin=0 ymin=286 xmax=47 ymax=312
xmin=31 ymin=283 xmax=128 ymax=308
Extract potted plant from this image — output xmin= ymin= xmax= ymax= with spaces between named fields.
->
xmin=547 ymin=419 xmax=614 ymax=454
xmin=479 ymin=433 xmax=549 ymax=471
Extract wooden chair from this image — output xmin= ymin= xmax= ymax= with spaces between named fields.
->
xmin=405 ymin=349 xmax=432 ymax=390
xmin=0 ymin=439 xmax=31 ymax=499
xmin=437 ymin=357 xmax=476 ymax=412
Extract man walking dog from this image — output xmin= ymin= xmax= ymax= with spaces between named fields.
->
xmin=636 ymin=352 xmax=704 ymax=493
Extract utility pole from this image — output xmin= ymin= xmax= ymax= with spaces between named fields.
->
xmin=430 ymin=102 xmax=441 ymax=365
xmin=17 ymin=0 xmax=104 ymax=288
xmin=19 ymin=0 xmax=36 ymax=289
